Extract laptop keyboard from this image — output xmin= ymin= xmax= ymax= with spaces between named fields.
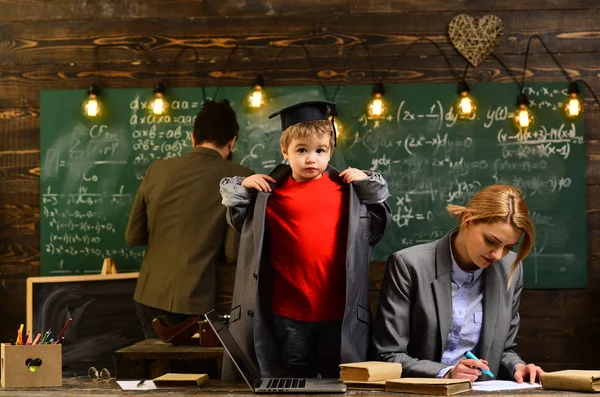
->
xmin=266 ymin=378 xmax=307 ymax=389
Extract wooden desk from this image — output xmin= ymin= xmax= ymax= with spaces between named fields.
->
xmin=0 ymin=379 xmax=587 ymax=397
xmin=114 ymin=339 xmax=224 ymax=380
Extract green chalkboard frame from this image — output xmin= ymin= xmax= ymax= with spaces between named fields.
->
xmin=40 ymin=82 xmax=586 ymax=288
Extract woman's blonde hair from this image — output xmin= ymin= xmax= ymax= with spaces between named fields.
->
xmin=446 ymin=184 xmax=535 ymax=287
xmin=280 ymin=120 xmax=335 ymax=153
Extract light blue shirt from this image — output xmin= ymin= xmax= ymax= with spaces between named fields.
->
xmin=436 ymin=234 xmax=484 ymax=378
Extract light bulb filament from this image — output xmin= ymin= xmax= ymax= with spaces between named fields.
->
xmin=250 ymin=89 xmax=263 ymax=108
xmin=459 ymin=96 xmax=472 ymax=115
xmin=85 ymin=96 xmax=99 ymax=117
xmin=517 ymin=109 xmax=530 ymax=128
xmin=567 ymin=98 xmax=581 ymax=117
xmin=371 ymin=99 xmax=383 ymax=116
xmin=152 ymin=96 xmax=165 ymax=115
xmin=368 ymin=93 xmax=386 ymax=118
xmin=248 ymin=85 xmax=265 ymax=109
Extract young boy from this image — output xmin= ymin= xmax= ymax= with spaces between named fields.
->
xmin=220 ymin=101 xmax=391 ymax=379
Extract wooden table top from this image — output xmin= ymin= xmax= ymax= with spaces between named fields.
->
xmin=115 ymin=338 xmax=224 ymax=360
xmin=0 ymin=379 xmax=588 ymax=397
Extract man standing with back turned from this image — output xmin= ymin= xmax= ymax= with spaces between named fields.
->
xmin=126 ymin=99 xmax=253 ymax=338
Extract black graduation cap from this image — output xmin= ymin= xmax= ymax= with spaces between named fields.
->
xmin=268 ymin=100 xmax=338 ymax=146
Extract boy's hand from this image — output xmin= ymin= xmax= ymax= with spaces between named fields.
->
xmin=340 ymin=167 xmax=368 ymax=184
xmin=242 ymin=174 xmax=276 ymax=192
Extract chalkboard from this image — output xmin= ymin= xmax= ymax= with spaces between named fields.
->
xmin=26 ymin=273 xmax=144 ymax=377
xmin=40 ymin=82 xmax=586 ymax=288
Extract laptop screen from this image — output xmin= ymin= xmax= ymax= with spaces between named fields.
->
xmin=205 ymin=310 xmax=262 ymax=388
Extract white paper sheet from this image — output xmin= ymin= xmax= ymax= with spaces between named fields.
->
xmin=117 ymin=380 xmax=157 ymax=390
xmin=473 ymin=380 xmax=542 ymax=392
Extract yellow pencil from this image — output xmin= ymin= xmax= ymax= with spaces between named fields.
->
xmin=16 ymin=324 xmax=24 ymax=345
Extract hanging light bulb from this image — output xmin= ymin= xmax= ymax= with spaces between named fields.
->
xmin=149 ymin=82 xmax=167 ymax=115
xmin=333 ymin=118 xmax=342 ymax=138
xmin=83 ymin=84 xmax=101 ymax=118
xmin=514 ymin=94 xmax=534 ymax=129
xmin=563 ymin=82 xmax=583 ymax=121
xmin=329 ymin=107 xmax=342 ymax=140
xmin=456 ymin=81 xmax=476 ymax=119
xmin=247 ymin=75 xmax=266 ymax=109
xmin=368 ymin=82 xmax=387 ymax=119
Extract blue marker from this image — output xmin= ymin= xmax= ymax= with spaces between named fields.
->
xmin=464 ymin=351 xmax=495 ymax=378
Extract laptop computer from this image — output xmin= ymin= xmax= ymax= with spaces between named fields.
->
xmin=205 ymin=310 xmax=347 ymax=393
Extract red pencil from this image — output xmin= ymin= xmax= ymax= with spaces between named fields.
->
xmin=54 ymin=317 xmax=73 ymax=344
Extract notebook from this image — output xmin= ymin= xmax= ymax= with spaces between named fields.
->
xmin=205 ymin=310 xmax=346 ymax=393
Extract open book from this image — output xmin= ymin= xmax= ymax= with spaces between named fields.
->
xmin=386 ymin=378 xmax=471 ymax=395
xmin=339 ymin=361 xmax=403 ymax=382
xmin=541 ymin=370 xmax=600 ymax=392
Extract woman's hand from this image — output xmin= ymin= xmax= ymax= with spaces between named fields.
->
xmin=514 ymin=363 xmax=544 ymax=384
xmin=339 ymin=167 xmax=368 ymax=183
xmin=241 ymin=174 xmax=276 ymax=192
xmin=445 ymin=359 xmax=490 ymax=382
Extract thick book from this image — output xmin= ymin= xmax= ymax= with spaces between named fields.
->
xmin=153 ymin=373 xmax=209 ymax=387
xmin=339 ymin=361 xmax=403 ymax=382
xmin=386 ymin=378 xmax=471 ymax=395
xmin=541 ymin=370 xmax=600 ymax=392
xmin=344 ymin=380 xmax=386 ymax=390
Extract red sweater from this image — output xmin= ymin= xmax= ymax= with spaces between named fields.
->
xmin=266 ymin=173 xmax=349 ymax=322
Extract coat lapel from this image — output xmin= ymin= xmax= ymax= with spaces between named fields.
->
xmin=252 ymin=164 xmax=292 ymax=267
xmin=346 ymin=184 xmax=360 ymax=266
xmin=479 ymin=265 xmax=500 ymax=360
xmin=324 ymin=167 xmax=358 ymax=258
xmin=433 ymin=232 xmax=454 ymax=353
xmin=252 ymin=192 xmax=268 ymax=267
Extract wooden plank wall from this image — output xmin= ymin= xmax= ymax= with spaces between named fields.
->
xmin=1 ymin=1 xmax=599 ymax=370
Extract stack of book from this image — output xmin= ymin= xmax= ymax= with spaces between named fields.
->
xmin=339 ymin=361 xmax=472 ymax=395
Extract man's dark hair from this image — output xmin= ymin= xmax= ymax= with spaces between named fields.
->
xmin=193 ymin=99 xmax=239 ymax=147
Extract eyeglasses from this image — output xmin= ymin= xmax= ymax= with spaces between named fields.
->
xmin=72 ymin=367 xmax=112 ymax=384
xmin=88 ymin=367 xmax=111 ymax=382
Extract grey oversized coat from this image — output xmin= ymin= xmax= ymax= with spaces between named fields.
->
xmin=372 ymin=230 xmax=527 ymax=380
xmin=220 ymin=164 xmax=392 ymax=378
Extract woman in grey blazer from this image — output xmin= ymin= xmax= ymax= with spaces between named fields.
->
xmin=373 ymin=184 xmax=544 ymax=383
